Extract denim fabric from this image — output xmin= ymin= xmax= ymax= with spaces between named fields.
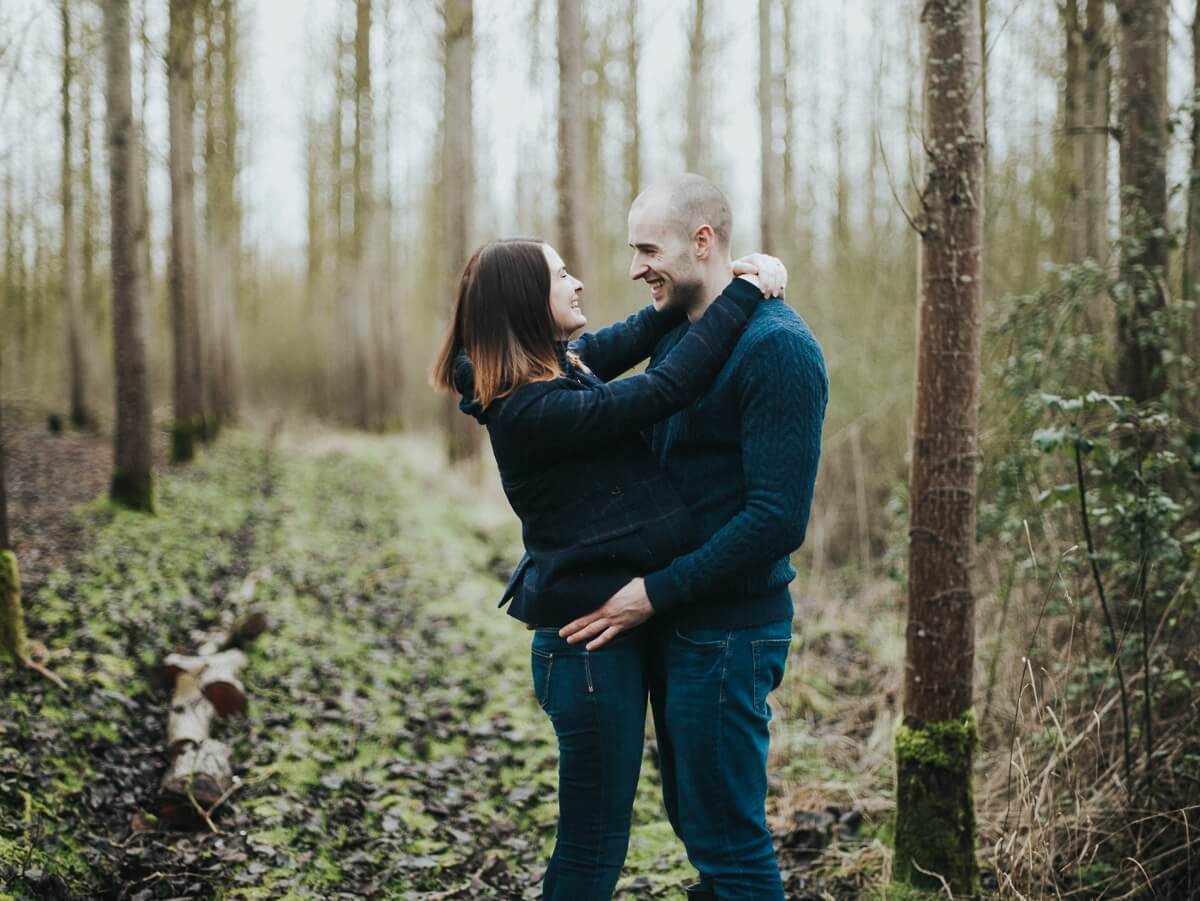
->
xmin=648 ymin=618 xmax=793 ymax=901
xmin=531 ymin=627 xmax=649 ymax=900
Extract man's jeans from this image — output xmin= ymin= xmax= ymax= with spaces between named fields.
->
xmin=530 ymin=626 xmax=648 ymax=900
xmin=649 ymin=618 xmax=793 ymax=901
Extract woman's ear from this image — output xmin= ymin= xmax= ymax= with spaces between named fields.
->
xmin=694 ymin=224 xmax=715 ymax=261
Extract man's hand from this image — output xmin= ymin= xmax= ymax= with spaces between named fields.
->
xmin=732 ymin=253 xmax=787 ymax=298
xmin=559 ymin=578 xmax=654 ymax=650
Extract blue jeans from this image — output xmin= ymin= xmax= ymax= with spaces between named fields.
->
xmin=648 ymin=618 xmax=793 ymax=900
xmin=531 ymin=626 xmax=648 ymax=900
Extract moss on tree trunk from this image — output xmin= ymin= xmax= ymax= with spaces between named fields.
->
xmin=111 ymin=470 xmax=155 ymax=512
xmin=1 ymin=550 xmax=27 ymax=662
xmin=893 ymin=711 xmax=981 ymax=894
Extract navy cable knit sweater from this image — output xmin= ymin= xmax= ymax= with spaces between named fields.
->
xmin=642 ymin=298 xmax=828 ymax=630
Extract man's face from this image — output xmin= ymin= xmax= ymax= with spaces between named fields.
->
xmin=627 ymin=198 xmax=704 ymax=312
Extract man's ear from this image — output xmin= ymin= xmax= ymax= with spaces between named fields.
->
xmin=694 ymin=224 xmax=715 ymax=261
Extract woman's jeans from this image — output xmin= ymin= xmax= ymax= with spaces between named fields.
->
xmin=530 ymin=626 xmax=648 ymax=900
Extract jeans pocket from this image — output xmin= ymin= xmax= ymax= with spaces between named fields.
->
xmin=751 ymin=637 xmax=791 ymax=718
xmin=531 ymin=647 xmax=554 ymax=710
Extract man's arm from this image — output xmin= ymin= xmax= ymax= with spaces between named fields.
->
xmin=570 ymin=305 xmax=686 ymax=382
xmin=643 ymin=328 xmax=828 ymax=611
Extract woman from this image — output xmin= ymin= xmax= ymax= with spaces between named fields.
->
xmin=431 ymin=238 xmax=782 ymax=899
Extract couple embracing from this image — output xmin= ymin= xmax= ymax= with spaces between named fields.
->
xmin=432 ymin=174 xmax=828 ymax=900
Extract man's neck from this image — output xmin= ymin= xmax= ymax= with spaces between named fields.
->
xmin=685 ymin=261 xmax=736 ymax=323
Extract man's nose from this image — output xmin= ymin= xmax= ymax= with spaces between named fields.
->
xmin=629 ymin=258 xmax=648 ymax=280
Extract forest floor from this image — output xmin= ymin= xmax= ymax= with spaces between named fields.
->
xmin=0 ymin=423 xmax=901 ymax=900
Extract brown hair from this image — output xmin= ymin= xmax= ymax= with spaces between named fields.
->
xmin=431 ymin=238 xmax=565 ymax=410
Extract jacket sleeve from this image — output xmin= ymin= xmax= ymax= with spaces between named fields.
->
xmin=498 ymin=279 xmax=765 ymax=461
xmin=569 ymin=304 xmax=687 ymax=382
xmin=642 ymin=327 xmax=829 ymax=613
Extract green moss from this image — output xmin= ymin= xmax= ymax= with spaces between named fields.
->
xmin=892 ymin=710 xmax=980 ymax=896
xmin=110 ymin=469 xmax=154 ymax=512
xmin=0 ymin=550 xmax=26 ymax=661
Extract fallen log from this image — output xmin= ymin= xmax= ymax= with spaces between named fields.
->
xmin=158 ymin=737 xmax=233 ymax=828
xmin=162 ymin=649 xmax=248 ymax=718
xmin=166 ymin=670 xmax=216 ymax=756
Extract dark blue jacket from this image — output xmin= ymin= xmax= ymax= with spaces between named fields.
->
xmin=454 ymin=278 xmax=764 ymax=627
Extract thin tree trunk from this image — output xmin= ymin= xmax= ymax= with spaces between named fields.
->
xmin=624 ymin=0 xmax=640 ymax=206
xmin=139 ymin=0 xmax=153 ymax=291
xmin=893 ymin=0 xmax=984 ymax=894
xmin=62 ymin=0 xmax=93 ymax=429
xmin=781 ymin=0 xmax=797 ymax=253
xmin=104 ymin=0 xmax=154 ymax=510
xmin=684 ymin=0 xmax=705 ymax=173
xmin=1115 ymin=0 xmax=1168 ymax=403
xmin=167 ymin=0 xmax=202 ymax=462
xmin=556 ymin=0 xmax=588 ymax=281
xmin=352 ymin=0 xmax=372 ymax=430
xmin=1064 ymin=0 xmax=1109 ymax=264
xmin=441 ymin=0 xmax=479 ymax=462
xmin=758 ymin=0 xmax=777 ymax=250
xmin=1185 ymin=1 xmax=1200 ymax=335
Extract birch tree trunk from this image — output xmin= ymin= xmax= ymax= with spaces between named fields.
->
xmin=168 ymin=0 xmax=203 ymax=462
xmin=893 ymin=0 xmax=984 ymax=893
xmin=441 ymin=0 xmax=480 ymax=462
xmin=758 ymin=0 xmax=777 ymax=250
xmin=351 ymin=0 xmax=372 ymax=430
xmin=684 ymin=0 xmax=705 ymax=174
xmin=104 ymin=0 xmax=155 ymax=510
xmin=1115 ymin=0 xmax=1168 ymax=403
xmin=61 ymin=0 xmax=94 ymax=429
xmin=556 ymin=0 xmax=588 ymax=281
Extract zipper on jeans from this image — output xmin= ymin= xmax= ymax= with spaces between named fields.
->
xmin=583 ymin=653 xmax=594 ymax=693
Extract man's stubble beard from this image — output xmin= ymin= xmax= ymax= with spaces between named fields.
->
xmin=665 ymin=277 xmax=705 ymax=315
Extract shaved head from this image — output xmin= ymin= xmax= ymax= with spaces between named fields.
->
xmin=633 ymin=173 xmax=733 ymax=251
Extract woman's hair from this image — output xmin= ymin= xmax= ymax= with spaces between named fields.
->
xmin=431 ymin=238 xmax=564 ymax=410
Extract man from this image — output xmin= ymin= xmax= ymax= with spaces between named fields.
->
xmin=560 ymin=173 xmax=828 ymax=900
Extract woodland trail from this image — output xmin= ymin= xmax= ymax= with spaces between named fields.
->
xmin=1 ymin=427 xmax=855 ymax=900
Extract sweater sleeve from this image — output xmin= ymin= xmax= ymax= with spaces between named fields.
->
xmin=499 ymin=279 xmax=764 ymax=460
xmin=570 ymin=304 xmax=687 ymax=382
xmin=642 ymin=327 xmax=828 ymax=613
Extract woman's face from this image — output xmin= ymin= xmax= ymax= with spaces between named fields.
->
xmin=543 ymin=244 xmax=586 ymax=339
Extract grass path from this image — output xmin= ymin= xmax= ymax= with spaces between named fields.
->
xmin=1 ymin=429 xmax=700 ymax=899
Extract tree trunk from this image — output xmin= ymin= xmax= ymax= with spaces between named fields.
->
xmin=168 ymin=0 xmax=203 ymax=462
xmin=104 ymin=0 xmax=155 ymax=511
xmin=351 ymin=0 xmax=372 ymax=430
xmin=556 ymin=0 xmax=588 ymax=282
xmin=758 ymin=0 xmax=777 ymax=250
xmin=894 ymin=0 xmax=984 ymax=894
xmin=441 ymin=0 xmax=480 ymax=462
xmin=1185 ymin=1 xmax=1200 ymax=349
xmin=624 ymin=0 xmax=640 ymax=206
xmin=61 ymin=0 xmax=94 ymax=429
xmin=1064 ymin=0 xmax=1110 ymax=264
xmin=1115 ymin=0 xmax=1168 ymax=403
xmin=684 ymin=0 xmax=705 ymax=174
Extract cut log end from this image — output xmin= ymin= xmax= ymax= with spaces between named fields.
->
xmin=158 ymin=738 xmax=233 ymax=828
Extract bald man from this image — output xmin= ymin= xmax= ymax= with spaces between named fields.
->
xmin=561 ymin=174 xmax=829 ymax=900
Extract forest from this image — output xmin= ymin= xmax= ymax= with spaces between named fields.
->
xmin=1 ymin=0 xmax=1198 ymax=898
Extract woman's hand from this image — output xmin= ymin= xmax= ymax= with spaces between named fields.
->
xmin=732 ymin=253 xmax=787 ymax=298
xmin=559 ymin=578 xmax=653 ymax=650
